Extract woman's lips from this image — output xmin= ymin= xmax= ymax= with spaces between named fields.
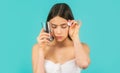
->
xmin=56 ymin=36 xmax=63 ymax=39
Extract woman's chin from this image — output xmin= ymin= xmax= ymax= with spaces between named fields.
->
xmin=56 ymin=38 xmax=67 ymax=43
xmin=56 ymin=40 xmax=63 ymax=42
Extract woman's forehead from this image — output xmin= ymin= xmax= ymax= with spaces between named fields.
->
xmin=49 ymin=16 xmax=67 ymax=25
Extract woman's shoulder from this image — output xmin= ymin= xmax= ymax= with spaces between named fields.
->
xmin=32 ymin=43 xmax=39 ymax=50
xmin=32 ymin=43 xmax=39 ymax=55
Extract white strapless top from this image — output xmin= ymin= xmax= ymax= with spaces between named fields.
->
xmin=44 ymin=59 xmax=82 ymax=73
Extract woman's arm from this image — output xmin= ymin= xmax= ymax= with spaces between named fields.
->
xmin=32 ymin=44 xmax=45 ymax=73
xmin=73 ymin=37 xmax=90 ymax=69
xmin=32 ymin=28 xmax=51 ymax=73
xmin=68 ymin=20 xmax=90 ymax=69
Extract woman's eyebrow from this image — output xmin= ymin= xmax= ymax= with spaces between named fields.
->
xmin=49 ymin=22 xmax=55 ymax=24
xmin=61 ymin=23 xmax=67 ymax=25
xmin=50 ymin=22 xmax=57 ymax=25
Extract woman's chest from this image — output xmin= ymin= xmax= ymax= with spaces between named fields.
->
xmin=45 ymin=47 xmax=75 ymax=64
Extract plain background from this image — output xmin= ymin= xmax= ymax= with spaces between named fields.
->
xmin=0 ymin=0 xmax=120 ymax=73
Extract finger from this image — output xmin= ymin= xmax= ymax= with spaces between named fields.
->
xmin=39 ymin=33 xmax=49 ymax=37
xmin=73 ymin=21 xmax=77 ymax=27
xmin=43 ymin=39 xmax=50 ymax=43
xmin=73 ymin=24 xmax=80 ymax=34
xmin=71 ymin=20 xmax=82 ymax=26
xmin=70 ymin=20 xmax=77 ymax=28
xmin=70 ymin=23 xmax=76 ymax=29
xmin=37 ymin=32 xmax=50 ymax=42
xmin=37 ymin=38 xmax=50 ymax=44
xmin=39 ymin=36 xmax=50 ymax=40
xmin=42 ymin=39 xmax=51 ymax=46
xmin=72 ymin=21 xmax=81 ymax=30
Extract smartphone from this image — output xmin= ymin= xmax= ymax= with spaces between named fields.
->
xmin=47 ymin=22 xmax=54 ymax=41
xmin=41 ymin=22 xmax=53 ymax=41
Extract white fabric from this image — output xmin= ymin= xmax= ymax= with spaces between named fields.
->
xmin=44 ymin=59 xmax=82 ymax=73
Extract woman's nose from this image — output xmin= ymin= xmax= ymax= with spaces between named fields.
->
xmin=55 ymin=27 xmax=62 ymax=34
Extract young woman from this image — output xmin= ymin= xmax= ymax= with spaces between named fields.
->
xmin=32 ymin=3 xmax=90 ymax=73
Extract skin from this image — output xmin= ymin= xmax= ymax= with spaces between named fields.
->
xmin=32 ymin=16 xmax=90 ymax=73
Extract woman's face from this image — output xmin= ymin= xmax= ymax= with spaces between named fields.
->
xmin=49 ymin=16 xmax=69 ymax=42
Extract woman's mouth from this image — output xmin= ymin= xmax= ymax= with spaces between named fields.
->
xmin=56 ymin=36 xmax=63 ymax=39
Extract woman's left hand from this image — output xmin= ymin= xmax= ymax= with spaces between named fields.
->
xmin=68 ymin=20 xmax=82 ymax=41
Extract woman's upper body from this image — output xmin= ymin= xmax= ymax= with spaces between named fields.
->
xmin=32 ymin=40 xmax=90 ymax=73
xmin=32 ymin=3 xmax=90 ymax=73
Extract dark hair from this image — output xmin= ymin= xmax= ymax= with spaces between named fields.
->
xmin=46 ymin=3 xmax=74 ymax=40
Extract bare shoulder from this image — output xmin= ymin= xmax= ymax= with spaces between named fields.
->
xmin=81 ymin=42 xmax=90 ymax=55
xmin=32 ymin=43 xmax=40 ymax=58
xmin=32 ymin=43 xmax=39 ymax=53
xmin=32 ymin=43 xmax=41 ymax=61
xmin=32 ymin=43 xmax=39 ymax=51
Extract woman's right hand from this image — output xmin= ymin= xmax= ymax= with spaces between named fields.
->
xmin=37 ymin=29 xmax=51 ymax=56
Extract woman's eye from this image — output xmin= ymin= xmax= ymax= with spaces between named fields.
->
xmin=51 ymin=25 xmax=57 ymax=28
xmin=61 ymin=24 xmax=68 ymax=28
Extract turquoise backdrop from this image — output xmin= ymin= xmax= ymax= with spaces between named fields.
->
xmin=0 ymin=0 xmax=120 ymax=73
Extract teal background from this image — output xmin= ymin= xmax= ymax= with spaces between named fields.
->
xmin=0 ymin=0 xmax=120 ymax=73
